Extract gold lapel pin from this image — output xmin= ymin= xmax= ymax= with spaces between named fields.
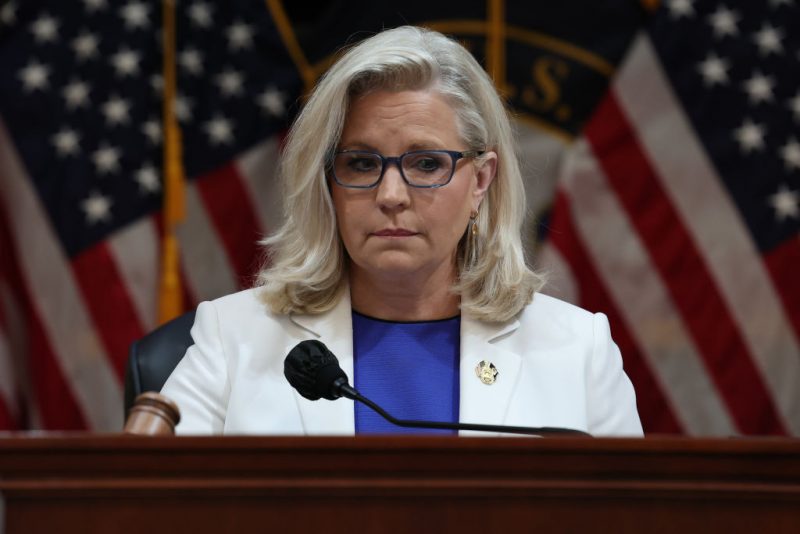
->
xmin=475 ymin=360 xmax=498 ymax=385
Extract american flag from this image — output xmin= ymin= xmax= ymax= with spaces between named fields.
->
xmin=540 ymin=0 xmax=800 ymax=434
xmin=3 ymin=0 xmax=797 ymax=435
xmin=0 ymin=0 xmax=301 ymax=430
xmin=0 ymin=0 xmax=647 ymax=432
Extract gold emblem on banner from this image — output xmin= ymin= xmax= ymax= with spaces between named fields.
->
xmin=475 ymin=360 xmax=498 ymax=385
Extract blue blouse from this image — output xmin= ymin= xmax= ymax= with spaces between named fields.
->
xmin=352 ymin=310 xmax=460 ymax=435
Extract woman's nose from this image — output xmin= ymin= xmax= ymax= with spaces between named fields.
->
xmin=375 ymin=162 xmax=410 ymax=209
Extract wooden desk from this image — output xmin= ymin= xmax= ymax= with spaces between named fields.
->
xmin=1 ymin=436 xmax=799 ymax=533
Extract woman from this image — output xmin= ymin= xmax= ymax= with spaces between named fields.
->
xmin=161 ymin=26 xmax=643 ymax=436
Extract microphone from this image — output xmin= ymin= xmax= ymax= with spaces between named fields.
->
xmin=284 ymin=339 xmax=359 ymax=401
xmin=284 ymin=340 xmax=590 ymax=437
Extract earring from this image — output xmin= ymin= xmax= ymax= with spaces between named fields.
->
xmin=464 ymin=210 xmax=480 ymax=269
xmin=470 ymin=210 xmax=479 ymax=237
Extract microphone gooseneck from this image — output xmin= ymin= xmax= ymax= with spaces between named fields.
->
xmin=283 ymin=340 xmax=591 ymax=437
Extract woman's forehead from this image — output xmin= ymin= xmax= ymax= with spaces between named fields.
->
xmin=340 ymin=89 xmax=461 ymax=149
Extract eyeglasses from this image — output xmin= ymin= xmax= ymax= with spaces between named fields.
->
xmin=329 ymin=149 xmax=483 ymax=189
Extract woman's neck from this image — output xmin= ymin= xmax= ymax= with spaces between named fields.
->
xmin=348 ymin=265 xmax=460 ymax=322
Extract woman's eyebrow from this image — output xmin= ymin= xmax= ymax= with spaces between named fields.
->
xmin=338 ymin=140 xmax=444 ymax=152
xmin=337 ymin=140 xmax=377 ymax=151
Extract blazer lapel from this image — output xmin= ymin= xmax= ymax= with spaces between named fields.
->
xmin=287 ymin=291 xmax=355 ymax=435
xmin=459 ymin=314 xmax=521 ymax=436
xmin=285 ymin=293 xmax=523 ymax=436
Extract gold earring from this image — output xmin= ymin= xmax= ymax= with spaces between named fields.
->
xmin=470 ymin=210 xmax=478 ymax=237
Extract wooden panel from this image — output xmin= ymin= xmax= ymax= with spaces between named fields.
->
xmin=1 ymin=436 xmax=799 ymax=533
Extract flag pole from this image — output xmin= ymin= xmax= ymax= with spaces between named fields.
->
xmin=158 ymin=0 xmax=186 ymax=324
xmin=486 ymin=0 xmax=507 ymax=95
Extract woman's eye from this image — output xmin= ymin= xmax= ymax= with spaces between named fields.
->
xmin=348 ymin=158 xmax=379 ymax=172
xmin=412 ymin=157 xmax=442 ymax=172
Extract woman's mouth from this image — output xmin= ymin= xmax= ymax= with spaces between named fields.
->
xmin=372 ymin=228 xmax=418 ymax=237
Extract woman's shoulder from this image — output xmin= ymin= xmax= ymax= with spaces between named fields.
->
xmin=513 ymin=292 xmax=605 ymax=344
xmin=208 ymin=286 xmax=266 ymax=311
xmin=198 ymin=287 xmax=287 ymax=330
xmin=186 ymin=288 xmax=311 ymax=365
xmin=521 ymin=292 xmax=596 ymax=323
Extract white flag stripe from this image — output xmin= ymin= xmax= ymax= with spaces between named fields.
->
xmin=514 ymin=120 xmax=571 ymax=252
xmin=236 ymin=137 xmax=284 ymax=236
xmin=537 ymin=245 xmax=578 ymax=305
xmin=513 ymin=120 xmax=569 ymax=217
xmin=615 ymin=36 xmax=800 ymax=432
xmin=178 ymin=184 xmax=240 ymax=304
xmin=108 ymin=218 xmax=160 ymax=332
xmin=562 ymin=139 xmax=737 ymax=435
xmin=0 ymin=120 xmax=122 ymax=430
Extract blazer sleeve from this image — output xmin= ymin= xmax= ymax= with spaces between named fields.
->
xmin=161 ymin=300 xmax=231 ymax=434
xmin=587 ymin=312 xmax=644 ymax=436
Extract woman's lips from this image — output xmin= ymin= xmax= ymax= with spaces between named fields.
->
xmin=372 ymin=228 xmax=418 ymax=237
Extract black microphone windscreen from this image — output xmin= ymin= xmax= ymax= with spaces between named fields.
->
xmin=284 ymin=340 xmax=348 ymax=401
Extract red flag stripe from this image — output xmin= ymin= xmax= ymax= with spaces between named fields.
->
xmin=612 ymin=35 xmax=800 ymax=431
xmin=195 ymin=164 xmax=265 ymax=289
xmin=0 ymin=320 xmax=19 ymax=429
xmin=179 ymin=264 xmax=199 ymax=313
xmin=0 ymin=328 xmax=19 ymax=430
xmin=71 ymin=242 xmax=146 ymax=381
xmin=585 ymin=93 xmax=786 ymax=435
xmin=554 ymin=138 xmax=739 ymax=435
xmin=0 ymin=392 xmax=16 ymax=429
xmin=0 ymin=273 xmax=25 ymax=428
xmin=763 ymin=238 xmax=800 ymax=343
xmin=546 ymin=191 xmax=684 ymax=434
xmin=0 ymin=207 xmax=87 ymax=429
xmin=0 ymin=290 xmax=15 ymax=407
xmin=0 ymin=120 xmax=122 ymax=430
xmin=108 ymin=217 xmax=161 ymax=332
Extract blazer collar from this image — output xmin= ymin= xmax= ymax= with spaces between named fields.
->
xmin=286 ymin=291 xmax=355 ymax=435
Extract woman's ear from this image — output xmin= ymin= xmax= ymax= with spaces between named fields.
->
xmin=472 ymin=150 xmax=498 ymax=211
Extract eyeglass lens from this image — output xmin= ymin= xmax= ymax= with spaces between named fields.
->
xmin=333 ymin=151 xmax=454 ymax=187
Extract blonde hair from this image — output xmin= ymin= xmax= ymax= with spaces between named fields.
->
xmin=257 ymin=26 xmax=544 ymax=321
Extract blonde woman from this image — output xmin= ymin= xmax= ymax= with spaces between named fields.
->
xmin=161 ymin=26 xmax=642 ymax=436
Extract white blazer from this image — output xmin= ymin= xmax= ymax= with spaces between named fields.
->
xmin=161 ymin=288 xmax=643 ymax=436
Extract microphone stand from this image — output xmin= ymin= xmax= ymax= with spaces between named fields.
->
xmin=335 ymin=379 xmax=591 ymax=437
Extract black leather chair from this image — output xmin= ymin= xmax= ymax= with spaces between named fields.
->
xmin=124 ymin=310 xmax=196 ymax=416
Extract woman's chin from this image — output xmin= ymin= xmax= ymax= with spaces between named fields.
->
xmin=363 ymin=259 xmax=423 ymax=278
xmin=351 ymin=252 xmax=453 ymax=283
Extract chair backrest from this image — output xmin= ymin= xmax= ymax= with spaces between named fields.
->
xmin=124 ymin=310 xmax=196 ymax=416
